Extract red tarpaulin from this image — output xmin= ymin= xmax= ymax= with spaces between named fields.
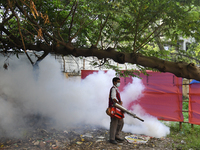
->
xmin=189 ymin=83 xmax=200 ymax=125
xmin=81 ymin=70 xmax=184 ymax=122
xmin=128 ymin=72 xmax=183 ymax=121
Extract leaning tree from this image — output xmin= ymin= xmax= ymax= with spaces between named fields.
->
xmin=1 ymin=0 xmax=200 ymax=80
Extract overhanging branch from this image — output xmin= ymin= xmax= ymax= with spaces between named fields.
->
xmin=2 ymin=37 xmax=200 ymax=81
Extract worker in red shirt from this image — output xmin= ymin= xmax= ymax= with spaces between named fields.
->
xmin=108 ymin=77 xmax=124 ymax=144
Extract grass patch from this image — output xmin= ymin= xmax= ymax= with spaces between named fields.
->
xmin=168 ymin=122 xmax=200 ymax=149
xmin=165 ymin=96 xmax=200 ymax=150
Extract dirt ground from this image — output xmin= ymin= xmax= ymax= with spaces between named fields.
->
xmin=0 ymin=121 xmax=180 ymax=150
xmin=0 ymin=114 xmax=187 ymax=150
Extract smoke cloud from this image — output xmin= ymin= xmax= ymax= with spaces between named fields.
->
xmin=0 ymin=54 xmax=169 ymax=138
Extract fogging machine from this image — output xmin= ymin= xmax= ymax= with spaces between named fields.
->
xmin=113 ymin=103 xmax=144 ymax=122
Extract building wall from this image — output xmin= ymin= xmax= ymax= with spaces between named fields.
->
xmin=56 ymin=55 xmax=137 ymax=75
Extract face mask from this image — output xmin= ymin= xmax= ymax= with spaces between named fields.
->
xmin=116 ymin=83 xmax=120 ymax=87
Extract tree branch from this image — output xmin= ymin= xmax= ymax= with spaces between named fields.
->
xmin=68 ymin=0 xmax=77 ymax=42
xmin=36 ymin=51 xmax=49 ymax=63
xmin=15 ymin=2 xmax=73 ymax=50
xmin=59 ymin=0 xmax=76 ymax=28
xmin=69 ymin=15 xmax=98 ymax=41
xmin=1 ymin=26 xmax=21 ymax=46
xmin=133 ymin=2 xmax=143 ymax=52
xmin=135 ymin=23 xmax=165 ymax=51
xmin=1 ymin=14 xmax=14 ymax=26
xmin=95 ymin=14 xmax=109 ymax=47
xmin=171 ymin=53 xmax=200 ymax=64
xmin=2 ymin=37 xmax=200 ymax=81
xmin=8 ymin=0 xmax=34 ymax=65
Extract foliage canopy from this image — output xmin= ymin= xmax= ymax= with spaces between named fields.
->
xmin=1 ymin=0 xmax=200 ymax=80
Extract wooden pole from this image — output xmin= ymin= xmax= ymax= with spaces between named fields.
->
xmin=83 ymin=58 xmax=85 ymax=70
xmin=179 ymin=122 xmax=182 ymax=130
xmin=191 ymin=124 xmax=194 ymax=129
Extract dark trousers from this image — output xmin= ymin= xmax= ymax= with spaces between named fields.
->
xmin=109 ymin=117 xmax=124 ymax=140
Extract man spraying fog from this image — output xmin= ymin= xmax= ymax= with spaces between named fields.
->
xmin=108 ymin=77 xmax=124 ymax=144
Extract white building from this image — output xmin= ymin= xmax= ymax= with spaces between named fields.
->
xmin=55 ymin=55 xmax=137 ymax=76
